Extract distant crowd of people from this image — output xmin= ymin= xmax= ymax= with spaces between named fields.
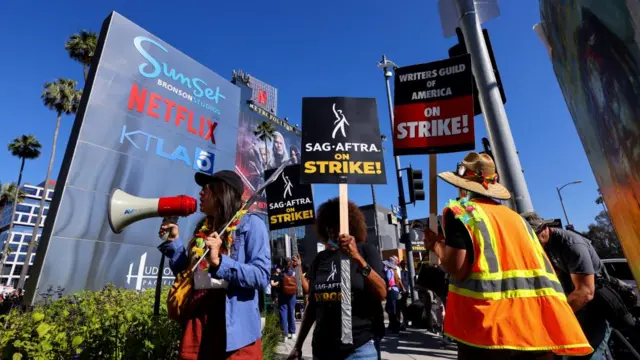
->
xmin=0 ymin=288 xmax=24 ymax=315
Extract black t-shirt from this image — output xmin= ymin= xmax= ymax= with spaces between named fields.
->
xmin=307 ymin=243 xmax=385 ymax=358
xmin=443 ymin=210 xmax=475 ymax=264
xmin=271 ymin=272 xmax=283 ymax=294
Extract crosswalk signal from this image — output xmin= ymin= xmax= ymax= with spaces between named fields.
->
xmin=408 ymin=167 xmax=425 ymax=204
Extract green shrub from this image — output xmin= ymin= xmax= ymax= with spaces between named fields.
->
xmin=1 ymin=285 xmax=282 ymax=360
xmin=1 ymin=285 xmax=180 ymax=360
xmin=262 ymin=311 xmax=282 ymax=360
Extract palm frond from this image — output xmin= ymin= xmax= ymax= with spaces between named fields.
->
xmin=65 ymin=30 xmax=98 ymax=65
xmin=42 ymin=78 xmax=82 ymax=115
xmin=0 ymin=182 xmax=27 ymax=206
xmin=253 ymin=121 xmax=276 ymax=142
xmin=8 ymin=134 xmax=42 ymax=159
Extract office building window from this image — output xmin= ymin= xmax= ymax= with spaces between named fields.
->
xmin=16 ymin=205 xmax=31 ymax=213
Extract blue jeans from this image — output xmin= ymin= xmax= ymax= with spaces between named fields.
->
xmin=279 ymin=295 xmax=296 ymax=335
xmin=559 ymin=324 xmax=612 ymax=360
xmin=385 ymin=289 xmax=399 ymax=331
xmin=314 ymin=340 xmax=378 ymax=360
xmin=589 ymin=324 xmax=612 ymax=360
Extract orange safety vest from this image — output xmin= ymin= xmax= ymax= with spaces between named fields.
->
xmin=442 ymin=198 xmax=593 ymax=356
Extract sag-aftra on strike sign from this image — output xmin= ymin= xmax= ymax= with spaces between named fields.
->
xmin=393 ymin=54 xmax=475 ymax=155
xmin=301 ymin=97 xmax=386 ymax=184
xmin=265 ymin=164 xmax=315 ymax=230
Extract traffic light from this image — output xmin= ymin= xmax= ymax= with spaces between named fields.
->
xmin=407 ymin=167 xmax=425 ymax=204
xmin=449 ymin=27 xmax=506 ymax=116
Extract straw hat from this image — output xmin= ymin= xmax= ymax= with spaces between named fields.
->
xmin=438 ymin=152 xmax=511 ymax=200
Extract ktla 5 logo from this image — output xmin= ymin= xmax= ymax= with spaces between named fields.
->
xmin=120 ymin=125 xmax=215 ymax=174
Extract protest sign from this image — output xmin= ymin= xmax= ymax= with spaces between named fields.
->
xmin=393 ymin=54 xmax=475 ymax=155
xmin=300 ymin=97 xmax=386 ymax=184
xmin=264 ymin=164 xmax=315 ymax=231
xmin=301 ymin=96 xmax=388 ymax=345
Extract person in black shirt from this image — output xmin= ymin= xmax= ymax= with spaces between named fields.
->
xmin=288 ymin=198 xmax=387 ymax=360
xmin=523 ymin=213 xmax=611 ymax=359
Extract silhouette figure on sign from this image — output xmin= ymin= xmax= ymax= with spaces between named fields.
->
xmin=282 ymin=173 xmax=293 ymax=199
xmin=332 ymin=103 xmax=349 ymax=139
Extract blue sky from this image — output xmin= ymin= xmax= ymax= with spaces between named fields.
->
xmin=0 ymin=0 xmax=603 ymax=231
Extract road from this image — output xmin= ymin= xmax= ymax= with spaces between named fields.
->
xmin=275 ymin=321 xmax=458 ymax=359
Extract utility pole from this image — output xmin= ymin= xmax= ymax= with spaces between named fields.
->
xmin=453 ymin=0 xmax=534 ymax=214
xmin=378 ymin=55 xmax=418 ymax=302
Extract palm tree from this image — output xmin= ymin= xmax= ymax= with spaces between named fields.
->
xmin=0 ymin=182 xmax=27 ymax=214
xmin=65 ymin=30 xmax=98 ymax=81
xmin=0 ymin=135 xmax=41 ymax=271
xmin=17 ymin=79 xmax=81 ymax=288
xmin=253 ymin=121 xmax=276 ymax=169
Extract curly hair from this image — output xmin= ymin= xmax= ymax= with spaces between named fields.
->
xmin=315 ymin=198 xmax=368 ymax=243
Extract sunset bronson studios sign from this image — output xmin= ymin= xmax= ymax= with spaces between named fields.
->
xmin=25 ymin=12 xmax=241 ymax=303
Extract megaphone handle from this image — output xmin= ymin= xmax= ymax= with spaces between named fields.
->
xmin=160 ymin=216 xmax=179 ymax=241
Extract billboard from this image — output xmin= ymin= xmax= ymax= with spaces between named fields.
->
xmin=539 ymin=0 xmax=640 ymax=283
xmin=234 ymin=86 xmax=301 ymax=215
xmin=25 ymin=12 xmax=241 ymax=303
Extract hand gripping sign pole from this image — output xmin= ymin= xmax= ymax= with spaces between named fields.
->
xmin=191 ymin=161 xmax=290 ymax=273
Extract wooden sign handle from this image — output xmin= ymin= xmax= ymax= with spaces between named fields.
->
xmin=339 ymin=183 xmax=349 ymax=235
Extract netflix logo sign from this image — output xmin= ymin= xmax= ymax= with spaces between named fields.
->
xmin=257 ymin=89 xmax=268 ymax=105
xmin=392 ymin=54 xmax=475 ymax=155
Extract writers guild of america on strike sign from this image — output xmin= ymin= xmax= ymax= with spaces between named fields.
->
xmin=300 ymin=97 xmax=387 ymax=185
xmin=264 ymin=164 xmax=316 ymax=231
xmin=393 ymin=54 xmax=475 ymax=156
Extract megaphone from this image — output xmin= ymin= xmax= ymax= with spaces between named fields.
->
xmin=108 ymin=189 xmax=197 ymax=234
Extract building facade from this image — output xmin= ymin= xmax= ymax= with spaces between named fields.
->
xmin=0 ymin=181 xmax=54 ymax=287
xmin=359 ymin=204 xmax=402 ymax=252
xmin=232 ymin=69 xmax=278 ymax=115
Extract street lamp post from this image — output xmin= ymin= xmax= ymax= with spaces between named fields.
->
xmin=377 ymin=55 xmax=418 ymax=302
xmin=556 ymin=180 xmax=582 ymax=228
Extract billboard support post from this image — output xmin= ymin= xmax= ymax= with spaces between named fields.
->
xmin=453 ymin=0 xmax=534 ymax=214
xmin=378 ymin=55 xmax=418 ymax=302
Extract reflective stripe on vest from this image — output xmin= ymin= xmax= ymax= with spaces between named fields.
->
xmin=446 ymin=200 xmax=565 ymax=300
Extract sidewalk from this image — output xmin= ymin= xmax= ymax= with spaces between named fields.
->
xmin=275 ymin=321 xmax=457 ymax=359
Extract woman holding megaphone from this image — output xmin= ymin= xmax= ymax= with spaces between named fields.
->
xmin=158 ymin=170 xmax=271 ymax=360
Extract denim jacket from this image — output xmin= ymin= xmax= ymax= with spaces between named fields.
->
xmin=158 ymin=213 xmax=271 ymax=352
